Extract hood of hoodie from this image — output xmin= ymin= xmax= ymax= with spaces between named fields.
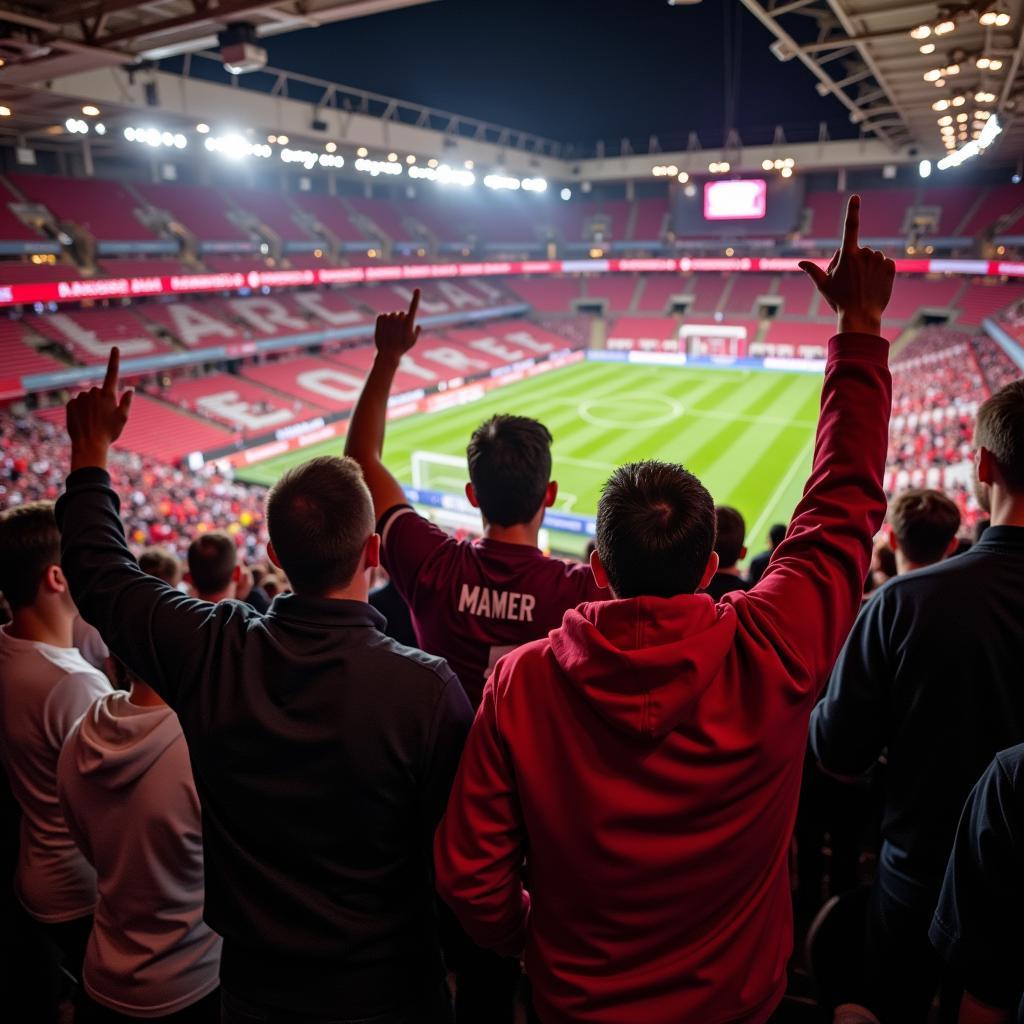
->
xmin=72 ymin=691 xmax=183 ymax=789
xmin=549 ymin=594 xmax=737 ymax=739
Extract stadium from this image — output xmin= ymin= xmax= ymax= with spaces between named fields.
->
xmin=0 ymin=0 xmax=1023 ymax=1022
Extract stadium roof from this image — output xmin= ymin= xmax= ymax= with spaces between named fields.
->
xmin=743 ymin=0 xmax=1024 ymax=156
xmin=0 ymin=0 xmax=435 ymax=77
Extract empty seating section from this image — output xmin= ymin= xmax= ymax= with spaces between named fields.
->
xmin=506 ymin=277 xmax=581 ymax=312
xmin=100 ymin=258 xmax=190 ymax=278
xmin=723 ymin=274 xmax=772 ymax=314
xmin=445 ymin=320 xmax=572 ymax=362
xmin=242 ymin=355 xmax=366 ymax=412
xmin=760 ymin=320 xmax=830 ymax=357
xmin=471 ymin=200 xmax=541 ymax=244
xmin=404 ymin=200 xmax=466 ymax=243
xmin=221 ymin=295 xmax=315 ymax=340
xmin=335 ymin=335 xmax=494 ymax=389
xmin=956 ymin=282 xmax=1024 ymax=325
xmin=630 ymin=198 xmax=669 ymax=241
xmin=10 ymin=174 xmax=155 ymax=241
xmin=0 ymin=193 xmax=43 ymax=242
xmin=0 ymin=320 xmax=64 ymax=382
xmin=34 ymin=393 xmax=236 ymax=463
xmin=583 ymin=275 xmax=637 ymax=313
xmin=201 ymin=255 xmax=267 ymax=275
xmin=287 ymin=253 xmax=330 ymax=270
xmin=165 ymin=373 xmax=325 ymax=431
xmin=635 ymin=275 xmax=690 ymax=313
xmin=919 ymin=186 xmax=979 ymax=236
xmin=775 ymin=275 xmax=817 ymax=317
xmin=288 ymin=194 xmax=372 ymax=243
xmin=961 ymin=186 xmax=1024 ymax=236
xmin=557 ymin=201 xmax=630 ymax=243
xmin=29 ymin=308 xmax=172 ymax=364
xmin=229 ymin=190 xmax=314 ymax=243
xmin=607 ymin=317 xmax=677 ymax=349
xmin=802 ymin=192 xmax=844 ymax=238
xmin=856 ymin=189 xmax=916 ymax=238
xmin=139 ymin=300 xmax=248 ymax=350
xmin=135 ymin=182 xmax=251 ymax=243
xmin=0 ymin=261 xmax=81 ymax=284
xmin=687 ymin=274 xmax=728 ymax=314
xmin=884 ymin=278 xmax=963 ymax=321
xmin=346 ymin=198 xmax=416 ymax=243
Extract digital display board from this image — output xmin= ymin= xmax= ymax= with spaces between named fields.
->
xmin=703 ymin=179 xmax=768 ymax=220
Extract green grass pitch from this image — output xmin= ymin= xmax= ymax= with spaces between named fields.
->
xmin=236 ymin=360 xmax=823 ymax=559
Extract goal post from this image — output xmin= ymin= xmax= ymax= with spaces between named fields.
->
xmin=410 ymin=450 xmax=469 ymax=494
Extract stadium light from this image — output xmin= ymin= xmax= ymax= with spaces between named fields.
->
xmin=408 ymin=163 xmax=474 ymax=186
xmin=65 ymin=118 xmax=89 ymax=134
xmin=356 ymin=146 xmax=368 ymax=157
xmin=94 ymin=123 xmax=106 ymax=135
xmin=325 ymin=142 xmax=337 ymax=153
xmin=919 ymin=159 xmax=932 ymax=178
xmin=427 ymin=158 xmax=439 ymax=168
xmin=387 ymin=152 xmax=398 ymax=162
xmin=355 ymin=157 xmax=402 ymax=177
xmin=0 ymin=106 xmax=11 ymax=117
xmin=937 ymin=114 xmax=1002 ymax=170
xmin=677 ymin=171 xmax=689 ymax=183
xmin=920 ymin=42 xmax=936 ymax=54
xmin=82 ymin=105 xmax=100 ymax=117
xmin=196 ymin=123 xmax=210 ymax=134
xmin=910 ymin=24 xmax=931 ymax=39
xmin=125 ymin=126 xmax=187 ymax=149
xmin=204 ymin=134 xmax=270 ymax=159
xmin=934 ymin=20 xmax=956 ymax=34
xmin=406 ymin=154 xmax=416 ymax=164
xmin=484 ymin=173 xmax=522 ymax=191
xmin=560 ymin=188 xmax=572 ymax=200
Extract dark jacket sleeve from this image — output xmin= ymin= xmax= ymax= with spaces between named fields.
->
xmin=738 ymin=333 xmax=891 ymax=696
xmin=809 ymin=586 xmax=894 ymax=775
xmin=930 ymin=751 xmax=1024 ymax=1010
xmin=56 ymin=467 xmax=254 ymax=709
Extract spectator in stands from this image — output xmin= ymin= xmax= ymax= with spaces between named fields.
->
xmin=885 ymin=488 xmax=961 ymax=575
xmin=930 ymin=745 xmax=1024 ymax=1024
xmin=747 ymin=522 xmax=786 ymax=586
xmin=704 ymin=505 xmax=750 ymax=599
xmin=368 ymin=568 xmax=417 ymax=649
xmin=58 ymin=658 xmax=222 ymax=1023
xmin=345 ymin=289 xmax=607 ymax=709
xmin=57 ymin=350 xmax=473 ymax=1024
xmin=345 ymin=290 xmax=607 ymax=1023
xmin=435 ymin=196 xmax=894 ymax=1022
xmin=185 ymin=532 xmax=238 ymax=603
xmin=0 ymin=503 xmax=112 ymax=979
xmin=138 ymin=547 xmax=183 ymax=588
xmin=810 ymin=378 xmax=1024 ymax=1022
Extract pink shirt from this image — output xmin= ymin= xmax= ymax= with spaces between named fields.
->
xmin=380 ymin=506 xmax=605 ymax=706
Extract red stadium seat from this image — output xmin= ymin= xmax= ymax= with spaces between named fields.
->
xmin=164 ymin=373 xmax=327 ymax=431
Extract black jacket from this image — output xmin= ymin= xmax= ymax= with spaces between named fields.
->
xmin=57 ymin=468 xmax=473 ymax=1017
xmin=810 ymin=526 xmax=1024 ymax=900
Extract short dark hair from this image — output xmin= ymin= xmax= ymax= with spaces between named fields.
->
xmin=596 ymin=461 xmax=716 ymax=598
xmin=889 ymin=488 xmax=961 ymax=565
xmin=769 ymin=523 xmax=787 ymax=548
xmin=138 ymin=547 xmax=182 ymax=587
xmin=975 ymin=379 xmax=1024 ymax=491
xmin=466 ymin=415 xmax=553 ymax=527
xmin=187 ymin=532 xmax=237 ymax=597
xmin=0 ymin=502 xmax=60 ymax=611
xmin=265 ymin=456 xmax=373 ymax=595
xmin=714 ymin=506 xmax=746 ymax=568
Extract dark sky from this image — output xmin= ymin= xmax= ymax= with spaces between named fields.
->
xmin=261 ymin=0 xmax=853 ymax=151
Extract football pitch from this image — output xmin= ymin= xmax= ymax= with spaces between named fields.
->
xmin=236 ymin=361 xmax=823 ymax=557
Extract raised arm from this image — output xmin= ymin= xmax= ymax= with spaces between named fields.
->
xmin=345 ymin=288 xmax=422 ymax=521
xmin=58 ymin=348 xmax=251 ymax=708
xmin=739 ymin=196 xmax=894 ymax=692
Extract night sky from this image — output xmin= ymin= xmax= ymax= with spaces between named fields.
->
xmin=261 ymin=0 xmax=853 ymax=151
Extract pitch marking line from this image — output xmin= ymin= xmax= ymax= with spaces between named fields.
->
xmin=745 ymin=435 xmax=816 ymax=549
xmin=577 ymin=393 xmax=685 ymax=430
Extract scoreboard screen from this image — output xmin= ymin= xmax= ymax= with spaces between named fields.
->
xmin=704 ymin=179 xmax=768 ymax=220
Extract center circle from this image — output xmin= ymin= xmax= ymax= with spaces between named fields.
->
xmin=577 ymin=394 xmax=684 ymax=430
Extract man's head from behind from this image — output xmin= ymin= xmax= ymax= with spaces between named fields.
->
xmin=975 ymin=379 xmax=1024 ymax=518
xmin=768 ymin=523 xmax=786 ymax=550
xmin=139 ymin=546 xmax=182 ymax=588
xmin=186 ymin=532 xmax=238 ymax=601
xmin=886 ymin=488 xmax=961 ymax=572
xmin=713 ymin=506 xmax=747 ymax=570
xmin=0 ymin=502 xmax=73 ymax=616
xmin=466 ymin=415 xmax=556 ymax=528
xmin=265 ymin=455 xmax=378 ymax=597
xmin=593 ymin=461 xmax=718 ymax=599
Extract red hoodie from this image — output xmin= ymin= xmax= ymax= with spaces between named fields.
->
xmin=435 ymin=333 xmax=891 ymax=1024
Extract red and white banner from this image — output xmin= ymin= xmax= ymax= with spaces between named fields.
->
xmin=3 ymin=256 xmax=1022 ymax=309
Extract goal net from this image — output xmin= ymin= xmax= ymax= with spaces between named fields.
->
xmin=411 ymin=451 xmax=468 ymax=494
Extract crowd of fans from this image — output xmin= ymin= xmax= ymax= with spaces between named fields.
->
xmin=0 ymin=197 xmax=1023 ymax=1024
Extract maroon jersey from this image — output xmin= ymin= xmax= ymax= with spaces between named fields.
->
xmin=379 ymin=505 xmax=605 ymax=706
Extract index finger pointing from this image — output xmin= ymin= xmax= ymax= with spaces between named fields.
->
xmin=842 ymin=194 xmax=861 ymax=252
xmin=103 ymin=346 xmax=120 ymax=393
xmin=407 ymin=288 xmax=420 ymax=323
